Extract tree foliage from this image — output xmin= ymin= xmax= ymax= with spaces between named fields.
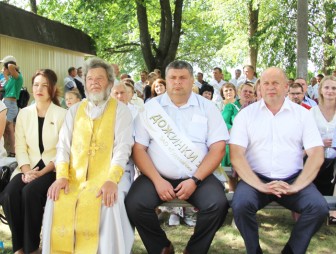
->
xmin=36 ymin=0 xmax=228 ymax=77
xmin=309 ymin=0 xmax=336 ymax=74
xmin=3 ymin=0 xmax=336 ymax=77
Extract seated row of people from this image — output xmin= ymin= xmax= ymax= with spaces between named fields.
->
xmin=0 ymin=58 xmax=334 ymax=254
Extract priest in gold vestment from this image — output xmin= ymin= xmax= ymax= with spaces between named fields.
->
xmin=42 ymin=57 xmax=134 ymax=254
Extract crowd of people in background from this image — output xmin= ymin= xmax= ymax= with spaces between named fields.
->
xmin=0 ymin=54 xmax=336 ymax=253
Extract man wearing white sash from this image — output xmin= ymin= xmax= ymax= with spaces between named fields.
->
xmin=125 ymin=60 xmax=230 ymax=254
xmin=42 ymin=57 xmax=134 ymax=254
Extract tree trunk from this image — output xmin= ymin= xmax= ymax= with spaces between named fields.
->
xmin=30 ymin=0 xmax=37 ymax=14
xmin=296 ymin=0 xmax=308 ymax=79
xmin=248 ymin=1 xmax=259 ymax=70
xmin=161 ymin=0 xmax=183 ymax=75
xmin=322 ymin=2 xmax=335 ymax=75
xmin=136 ymin=0 xmax=183 ymax=77
xmin=136 ymin=0 xmax=156 ymax=72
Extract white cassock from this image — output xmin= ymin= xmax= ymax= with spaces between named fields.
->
xmin=42 ymin=99 xmax=135 ymax=254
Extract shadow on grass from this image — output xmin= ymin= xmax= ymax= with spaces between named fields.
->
xmin=2 ymin=209 xmax=336 ymax=253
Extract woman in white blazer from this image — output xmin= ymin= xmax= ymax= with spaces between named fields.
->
xmin=0 ymin=69 xmax=67 ymax=254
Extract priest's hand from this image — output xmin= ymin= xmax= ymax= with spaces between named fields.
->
xmin=97 ymin=181 xmax=118 ymax=207
xmin=47 ymin=178 xmax=69 ymax=201
xmin=174 ymin=179 xmax=197 ymax=200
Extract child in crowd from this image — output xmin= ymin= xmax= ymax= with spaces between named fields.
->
xmin=65 ymin=89 xmax=81 ymax=108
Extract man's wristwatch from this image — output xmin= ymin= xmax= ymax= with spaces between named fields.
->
xmin=191 ymin=176 xmax=202 ymax=186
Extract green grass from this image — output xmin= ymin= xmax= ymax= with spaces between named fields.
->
xmin=132 ymin=210 xmax=336 ymax=254
xmin=1 ymin=209 xmax=336 ymax=254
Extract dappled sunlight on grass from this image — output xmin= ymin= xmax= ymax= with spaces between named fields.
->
xmin=0 ymin=220 xmax=11 ymax=253
xmin=2 ymin=209 xmax=336 ymax=253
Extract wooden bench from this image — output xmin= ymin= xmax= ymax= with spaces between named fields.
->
xmin=161 ymin=193 xmax=336 ymax=211
xmin=161 ymin=166 xmax=336 ymax=211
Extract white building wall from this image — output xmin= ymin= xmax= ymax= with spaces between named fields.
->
xmin=0 ymin=35 xmax=90 ymax=98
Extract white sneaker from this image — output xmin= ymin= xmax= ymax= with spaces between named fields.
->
xmin=231 ymin=218 xmax=237 ymax=229
xmin=183 ymin=215 xmax=196 ymax=227
xmin=168 ymin=214 xmax=180 ymax=226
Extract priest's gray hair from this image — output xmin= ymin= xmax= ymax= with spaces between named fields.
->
xmin=83 ymin=57 xmax=115 ymax=86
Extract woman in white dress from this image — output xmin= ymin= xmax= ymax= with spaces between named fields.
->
xmin=310 ymin=75 xmax=336 ymax=224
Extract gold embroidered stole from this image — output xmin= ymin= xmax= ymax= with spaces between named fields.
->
xmin=51 ymin=98 xmax=117 ymax=254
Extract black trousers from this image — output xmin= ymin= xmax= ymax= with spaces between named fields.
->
xmin=231 ymin=176 xmax=329 ymax=254
xmin=0 ymin=171 xmax=55 ymax=253
xmin=313 ymin=158 xmax=336 ymax=195
xmin=125 ymin=174 xmax=229 ymax=254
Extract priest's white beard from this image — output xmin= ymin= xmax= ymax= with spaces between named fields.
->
xmin=85 ymin=86 xmax=112 ymax=119
xmin=87 ymin=91 xmax=106 ymax=104
xmin=86 ymin=85 xmax=112 ymax=105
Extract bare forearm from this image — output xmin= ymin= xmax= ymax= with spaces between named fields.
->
xmin=230 ymin=144 xmax=264 ymax=191
xmin=231 ymin=156 xmax=263 ymax=189
xmin=194 ymin=141 xmax=225 ymax=180
xmin=292 ymin=147 xmax=324 ymax=191
xmin=39 ymin=161 xmax=55 ymax=176
xmin=8 ymin=64 xmax=19 ymax=79
xmin=0 ymin=110 xmax=6 ymax=137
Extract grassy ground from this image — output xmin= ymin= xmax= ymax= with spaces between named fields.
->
xmin=1 ymin=209 xmax=336 ymax=254
xmin=132 ymin=210 xmax=336 ymax=254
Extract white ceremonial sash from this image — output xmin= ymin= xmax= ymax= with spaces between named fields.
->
xmin=140 ymin=99 xmax=206 ymax=177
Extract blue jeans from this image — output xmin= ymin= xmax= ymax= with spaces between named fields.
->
xmin=3 ymin=99 xmax=18 ymax=122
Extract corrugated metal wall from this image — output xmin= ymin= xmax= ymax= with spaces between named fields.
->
xmin=0 ymin=35 xmax=88 ymax=98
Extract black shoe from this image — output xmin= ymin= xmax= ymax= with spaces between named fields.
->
xmin=328 ymin=216 xmax=336 ymax=225
xmin=282 ymin=243 xmax=294 ymax=254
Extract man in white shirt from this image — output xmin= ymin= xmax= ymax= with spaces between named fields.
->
xmin=237 ymin=65 xmax=258 ymax=87
xmin=307 ymin=76 xmax=318 ymax=100
xmin=63 ymin=67 xmax=77 ymax=93
xmin=229 ymin=69 xmax=242 ymax=87
xmin=125 ymin=60 xmax=229 ymax=254
xmin=230 ymin=67 xmax=328 ymax=254
xmin=134 ymin=70 xmax=148 ymax=98
xmin=295 ymin=77 xmax=317 ymax=107
xmin=209 ymin=67 xmax=226 ymax=102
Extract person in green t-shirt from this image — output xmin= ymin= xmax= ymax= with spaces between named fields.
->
xmin=0 ymin=55 xmax=24 ymax=157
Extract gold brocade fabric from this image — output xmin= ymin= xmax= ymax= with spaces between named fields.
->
xmin=51 ymin=98 xmax=117 ymax=254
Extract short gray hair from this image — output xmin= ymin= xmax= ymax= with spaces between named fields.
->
xmin=83 ymin=57 xmax=115 ymax=85
xmin=112 ymin=81 xmax=127 ymax=91
xmin=165 ymin=60 xmax=193 ymax=77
